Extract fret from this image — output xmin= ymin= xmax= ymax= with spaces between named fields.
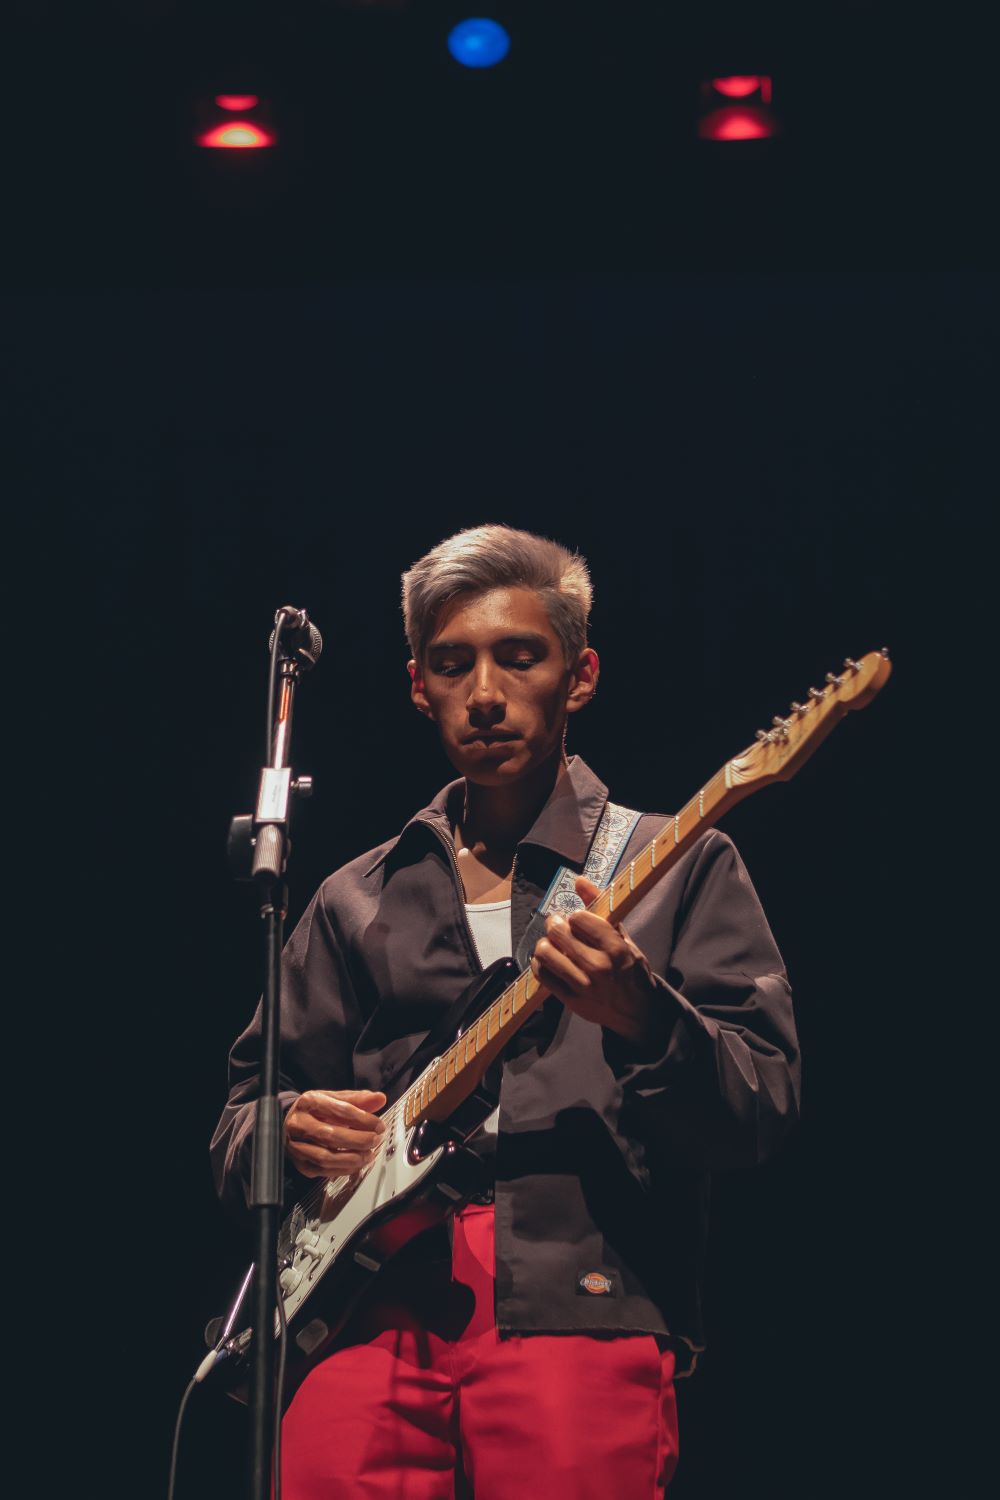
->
xmin=500 ymin=988 xmax=514 ymax=1028
xmin=476 ymin=1013 xmax=489 ymax=1052
xmin=487 ymin=1004 xmax=500 ymax=1040
xmin=512 ymin=972 xmax=527 ymax=1012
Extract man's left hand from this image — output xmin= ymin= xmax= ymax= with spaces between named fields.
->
xmin=530 ymin=876 xmax=668 ymax=1045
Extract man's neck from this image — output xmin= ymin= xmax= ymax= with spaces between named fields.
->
xmin=458 ymin=751 xmax=568 ymax=855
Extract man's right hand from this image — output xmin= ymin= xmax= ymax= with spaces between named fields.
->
xmin=284 ymin=1089 xmax=387 ymax=1179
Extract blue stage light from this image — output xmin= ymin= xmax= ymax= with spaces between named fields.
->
xmin=447 ymin=18 xmax=511 ymax=69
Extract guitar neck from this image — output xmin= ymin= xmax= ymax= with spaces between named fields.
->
xmin=400 ymin=648 xmax=891 ymax=1133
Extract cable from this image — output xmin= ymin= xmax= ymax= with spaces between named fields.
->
xmin=166 ymin=1377 xmax=198 ymax=1500
xmin=274 ymin=1283 xmax=289 ymax=1500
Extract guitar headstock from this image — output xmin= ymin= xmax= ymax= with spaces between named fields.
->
xmin=730 ymin=648 xmax=892 ymax=788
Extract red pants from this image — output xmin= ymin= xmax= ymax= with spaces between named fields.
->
xmin=281 ymin=1203 xmax=679 ymax=1499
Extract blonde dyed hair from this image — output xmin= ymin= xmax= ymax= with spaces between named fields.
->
xmin=401 ymin=524 xmax=593 ymax=665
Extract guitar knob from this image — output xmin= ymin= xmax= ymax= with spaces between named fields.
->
xmin=280 ymin=1267 xmax=303 ymax=1294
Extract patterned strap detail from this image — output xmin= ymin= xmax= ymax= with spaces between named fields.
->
xmin=538 ymin=802 xmax=642 ymax=917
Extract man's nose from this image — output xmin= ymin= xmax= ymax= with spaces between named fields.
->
xmin=467 ymin=659 xmax=506 ymax=714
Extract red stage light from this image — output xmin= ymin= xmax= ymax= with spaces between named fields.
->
xmin=698 ymin=106 xmax=778 ymax=142
xmin=198 ymin=121 xmax=275 ymax=149
xmin=710 ymin=75 xmax=767 ymax=99
xmin=215 ymin=94 xmax=260 ymax=112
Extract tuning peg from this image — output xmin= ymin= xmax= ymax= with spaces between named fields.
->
xmin=843 ymin=657 xmax=861 ymax=672
xmin=808 ymin=686 xmax=825 ymax=700
xmin=880 ymin=646 xmax=890 ymax=658
xmin=790 ymin=701 xmax=807 ymax=714
xmin=772 ymin=715 xmax=792 ymax=731
xmin=825 ymin=671 xmax=844 ymax=687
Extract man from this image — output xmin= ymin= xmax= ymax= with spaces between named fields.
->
xmin=211 ymin=524 xmax=801 ymax=1499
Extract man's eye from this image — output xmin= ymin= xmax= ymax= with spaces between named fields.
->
xmin=434 ymin=662 xmax=467 ymax=677
xmin=506 ymin=658 xmax=538 ymax=670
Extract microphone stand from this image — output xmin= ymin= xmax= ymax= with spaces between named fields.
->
xmin=228 ymin=609 xmax=318 ymax=1500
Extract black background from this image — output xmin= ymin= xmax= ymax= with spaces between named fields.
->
xmin=7 ymin=3 xmax=992 ymax=1497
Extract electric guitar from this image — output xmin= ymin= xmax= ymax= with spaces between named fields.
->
xmin=209 ymin=648 xmax=892 ymax=1398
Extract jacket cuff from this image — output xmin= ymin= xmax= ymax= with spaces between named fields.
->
xmin=601 ymin=973 xmax=715 ymax=1084
xmin=234 ymin=1089 xmax=304 ymax=1210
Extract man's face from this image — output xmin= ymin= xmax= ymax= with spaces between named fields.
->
xmin=409 ymin=587 xmax=598 ymax=786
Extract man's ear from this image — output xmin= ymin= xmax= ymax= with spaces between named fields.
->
xmin=566 ymin=647 xmax=599 ymax=716
xmin=408 ymin=659 xmax=433 ymax=718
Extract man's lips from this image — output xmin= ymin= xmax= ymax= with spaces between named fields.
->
xmin=461 ymin=730 xmax=520 ymax=745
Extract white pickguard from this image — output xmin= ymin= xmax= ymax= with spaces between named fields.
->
xmin=272 ymin=1107 xmax=445 ymax=1327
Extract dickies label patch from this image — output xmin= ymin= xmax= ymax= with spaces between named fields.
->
xmin=577 ymin=1271 xmax=616 ymax=1296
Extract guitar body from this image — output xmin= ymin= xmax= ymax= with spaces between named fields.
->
xmin=214 ymin=958 xmax=516 ymax=1402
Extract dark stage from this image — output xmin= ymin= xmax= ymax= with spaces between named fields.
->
xmin=7 ymin=5 xmax=991 ymax=1498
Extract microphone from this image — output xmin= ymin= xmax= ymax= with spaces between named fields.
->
xmin=269 ymin=605 xmax=323 ymax=670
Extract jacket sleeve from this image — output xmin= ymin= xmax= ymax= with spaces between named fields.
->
xmin=209 ymin=884 xmax=365 ymax=1216
xmin=604 ymin=830 xmax=801 ymax=1170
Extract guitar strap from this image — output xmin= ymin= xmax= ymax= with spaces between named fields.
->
xmin=513 ymin=800 xmax=641 ymax=970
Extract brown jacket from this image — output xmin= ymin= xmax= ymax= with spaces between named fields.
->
xmin=210 ymin=757 xmax=800 ymax=1369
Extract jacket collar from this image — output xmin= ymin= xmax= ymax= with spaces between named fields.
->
xmin=363 ymin=756 xmax=610 ymax=876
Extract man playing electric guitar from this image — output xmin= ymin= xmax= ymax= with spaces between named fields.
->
xmin=211 ymin=524 xmax=801 ymax=1498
